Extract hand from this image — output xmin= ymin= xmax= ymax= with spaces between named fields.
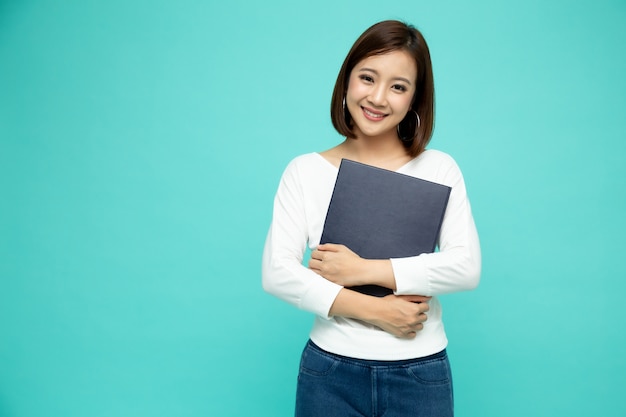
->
xmin=370 ymin=294 xmax=431 ymax=339
xmin=308 ymin=243 xmax=365 ymax=287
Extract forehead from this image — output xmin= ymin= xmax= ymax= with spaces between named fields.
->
xmin=354 ymin=50 xmax=417 ymax=79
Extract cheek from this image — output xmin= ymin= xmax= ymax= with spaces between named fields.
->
xmin=346 ymin=77 xmax=366 ymax=99
xmin=391 ymin=95 xmax=413 ymax=113
xmin=386 ymin=96 xmax=414 ymax=123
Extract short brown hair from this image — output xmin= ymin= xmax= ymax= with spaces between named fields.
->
xmin=330 ymin=20 xmax=435 ymax=157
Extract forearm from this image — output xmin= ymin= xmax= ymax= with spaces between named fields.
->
xmin=392 ymin=235 xmax=481 ymax=296
xmin=328 ymin=288 xmax=430 ymax=339
xmin=310 ymin=244 xmax=399 ymax=290
xmin=328 ymin=288 xmax=383 ymax=322
xmin=356 ymin=258 xmax=397 ymax=290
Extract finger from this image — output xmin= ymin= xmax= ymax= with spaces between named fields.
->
xmin=410 ymin=313 xmax=427 ymax=325
xmin=317 ymin=243 xmax=342 ymax=252
xmin=308 ymin=259 xmax=322 ymax=269
xmin=415 ymin=303 xmax=429 ymax=313
xmin=398 ymin=294 xmax=432 ymax=303
xmin=404 ymin=327 xmax=421 ymax=338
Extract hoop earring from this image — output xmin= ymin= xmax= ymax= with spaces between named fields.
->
xmin=397 ymin=110 xmax=421 ymax=142
xmin=342 ymin=97 xmax=351 ymax=125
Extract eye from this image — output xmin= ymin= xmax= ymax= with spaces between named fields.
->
xmin=359 ymin=74 xmax=374 ymax=83
xmin=392 ymin=84 xmax=408 ymax=92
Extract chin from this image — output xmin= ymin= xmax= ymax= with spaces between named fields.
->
xmin=357 ymin=126 xmax=395 ymax=139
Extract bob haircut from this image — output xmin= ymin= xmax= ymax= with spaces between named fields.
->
xmin=330 ymin=20 xmax=435 ymax=157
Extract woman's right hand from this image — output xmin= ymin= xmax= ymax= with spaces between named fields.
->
xmin=328 ymin=289 xmax=431 ymax=339
xmin=370 ymin=295 xmax=431 ymax=339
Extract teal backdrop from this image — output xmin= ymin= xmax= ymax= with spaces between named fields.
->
xmin=1 ymin=0 xmax=625 ymax=416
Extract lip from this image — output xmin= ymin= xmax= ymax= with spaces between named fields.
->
xmin=361 ymin=106 xmax=388 ymax=121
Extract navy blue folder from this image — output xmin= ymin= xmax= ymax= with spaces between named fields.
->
xmin=320 ymin=159 xmax=451 ymax=297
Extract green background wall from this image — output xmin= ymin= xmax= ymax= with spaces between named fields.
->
xmin=1 ymin=0 xmax=625 ymax=416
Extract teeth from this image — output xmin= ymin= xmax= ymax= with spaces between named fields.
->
xmin=363 ymin=108 xmax=384 ymax=118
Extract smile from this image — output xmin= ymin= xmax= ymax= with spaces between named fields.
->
xmin=362 ymin=107 xmax=387 ymax=121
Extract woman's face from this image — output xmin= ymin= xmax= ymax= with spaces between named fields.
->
xmin=345 ymin=50 xmax=417 ymax=140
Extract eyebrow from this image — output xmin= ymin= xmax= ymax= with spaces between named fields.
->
xmin=358 ymin=67 xmax=413 ymax=86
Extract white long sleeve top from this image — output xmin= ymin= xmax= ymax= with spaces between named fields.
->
xmin=262 ymin=150 xmax=481 ymax=360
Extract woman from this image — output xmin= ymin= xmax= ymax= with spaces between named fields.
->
xmin=262 ymin=20 xmax=481 ymax=417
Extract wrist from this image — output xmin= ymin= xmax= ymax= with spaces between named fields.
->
xmin=354 ymin=257 xmax=372 ymax=286
xmin=361 ymin=295 xmax=387 ymax=325
xmin=362 ymin=259 xmax=396 ymax=291
xmin=329 ymin=288 xmax=384 ymax=323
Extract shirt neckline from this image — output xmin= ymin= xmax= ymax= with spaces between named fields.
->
xmin=313 ymin=151 xmax=426 ymax=173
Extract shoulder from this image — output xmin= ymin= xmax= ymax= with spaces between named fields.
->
xmin=274 ymin=152 xmax=338 ymax=200
xmin=417 ymin=149 xmax=459 ymax=167
xmin=403 ymin=149 xmax=464 ymax=187
xmin=281 ymin=153 xmax=326 ymax=177
xmin=410 ymin=149 xmax=462 ymax=173
xmin=287 ymin=152 xmax=323 ymax=167
xmin=278 ymin=152 xmax=337 ymax=188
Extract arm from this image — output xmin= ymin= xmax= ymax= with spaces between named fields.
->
xmin=262 ymin=159 xmax=342 ymax=318
xmin=308 ymin=154 xmax=481 ymax=296
xmin=262 ymin=158 xmax=430 ymax=338
xmin=329 ymin=289 xmax=430 ymax=339
xmin=392 ymin=157 xmax=481 ymax=295
xmin=309 ymin=243 xmax=397 ymax=290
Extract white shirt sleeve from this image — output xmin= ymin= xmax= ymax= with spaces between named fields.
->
xmin=391 ymin=156 xmax=481 ymax=295
xmin=261 ymin=159 xmax=343 ymax=318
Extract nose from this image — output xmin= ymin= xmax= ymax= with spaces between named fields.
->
xmin=368 ymin=85 xmax=387 ymax=107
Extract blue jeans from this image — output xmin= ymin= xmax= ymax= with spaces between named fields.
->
xmin=295 ymin=340 xmax=453 ymax=417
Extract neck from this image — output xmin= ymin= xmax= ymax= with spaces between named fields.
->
xmin=340 ymin=132 xmax=411 ymax=169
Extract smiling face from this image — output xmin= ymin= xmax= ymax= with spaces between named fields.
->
xmin=345 ymin=50 xmax=417 ymax=140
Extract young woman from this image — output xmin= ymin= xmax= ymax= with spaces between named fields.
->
xmin=262 ymin=20 xmax=481 ymax=417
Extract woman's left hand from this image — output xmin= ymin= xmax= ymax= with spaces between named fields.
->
xmin=308 ymin=243 xmax=366 ymax=287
